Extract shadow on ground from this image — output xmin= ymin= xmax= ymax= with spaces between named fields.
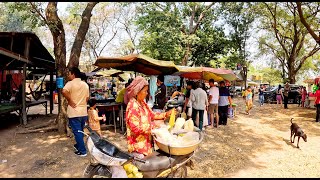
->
xmin=189 ymin=115 xmax=283 ymax=177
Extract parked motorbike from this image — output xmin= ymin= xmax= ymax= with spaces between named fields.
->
xmin=82 ymin=126 xmax=196 ymax=178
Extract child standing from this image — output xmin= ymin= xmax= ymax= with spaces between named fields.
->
xmin=245 ymin=86 xmax=253 ymax=115
xmin=88 ymin=99 xmax=106 ymax=136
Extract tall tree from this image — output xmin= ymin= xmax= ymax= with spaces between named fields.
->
xmin=135 ymin=2 xmax=228 ymax=66
xmin=259 ymin=67 xmax=283 ymax=85
xmin=0 ymin=2 xmax=40 ymax=31
xmin=116 ymin=2 xmax=141 ymax=55
xmin=63 ymin=2 xmax=120 ymax=72
xmin=9 ymin=2 xmax=98 ymax=133
xmin=296 ymin=2 xmax=320 ymax=45
xmin=219 ymin=2 xmax=256 ymax=88
xmin=258 ymin=2 xmax=320 ymax=84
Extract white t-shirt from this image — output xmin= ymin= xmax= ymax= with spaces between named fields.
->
xmin=63 ymin=78 xmax=89 ymax=118
xmin=209 ymin=86 xmax=219 ymax=104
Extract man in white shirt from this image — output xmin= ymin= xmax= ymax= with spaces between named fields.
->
xmin=183 ymin=81 xmax=194 ymax=119
xmin=191 ymin=81 xmax=208 ymax=131
xmin=208 ymin=79 xmax=219 ymax=128
xmin=62 ymin=67 xmax=89 ymax=157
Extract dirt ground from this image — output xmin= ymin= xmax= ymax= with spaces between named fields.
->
xmin=0 ymin=97 xmax=319 ymax=178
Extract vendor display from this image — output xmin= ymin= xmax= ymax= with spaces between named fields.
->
xmin=151 ymin=113 xmax=203 ymax=155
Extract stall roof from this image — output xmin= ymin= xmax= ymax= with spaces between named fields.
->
xmin=0 ymin=31 xmax=55 ymax=70
xmin=95 ymin=54 xmax=179 ymax=75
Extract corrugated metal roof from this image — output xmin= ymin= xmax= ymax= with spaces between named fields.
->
xmin=0 ymin=31 xmax=55 ymax=70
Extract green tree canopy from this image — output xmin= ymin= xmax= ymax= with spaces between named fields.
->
xmin=135 ymin=2 xmax=229 ymax=66
xmin=257 ymin=2 xmax=320 ymax=84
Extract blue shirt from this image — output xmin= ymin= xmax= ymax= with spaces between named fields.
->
xmin=218 ymin=87 xmax=230 ymax=106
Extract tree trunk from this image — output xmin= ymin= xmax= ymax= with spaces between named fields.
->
xmin=45 ymin=2 xmax=68 ymax=133
xmin=181 ymin=44 xmax=191 ymax=66
xmin=68 ymin=2 xmax=98 ymax=68
xmin=287 ymin=68 xmax=296 ymax=84
xmin=287 ymin=57 xmax=296 ymax=84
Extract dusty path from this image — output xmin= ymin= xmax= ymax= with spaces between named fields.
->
xmin=0 ymin=98 xmax=319 ymax=178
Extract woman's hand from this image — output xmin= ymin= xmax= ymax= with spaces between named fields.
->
xmin=154 ymin=120 xmax=165 ymax=128
xmin=68 ymin=100 xmax=77 ymax=108
xmin=165 ymin=108 xmax=177 ymax=118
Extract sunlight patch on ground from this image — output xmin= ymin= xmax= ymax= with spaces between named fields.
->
xmin=61 ymin=173 xmax=72 ymax=178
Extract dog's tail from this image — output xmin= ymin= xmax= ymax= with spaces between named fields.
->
xmin=290 ymin=118 xmax=294 ymax=124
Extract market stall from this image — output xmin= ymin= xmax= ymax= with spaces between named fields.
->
xmin=173 ymin=66 xmax=237 ymax=126
xmin=173 ymin=66 xmax=237 ymax=82
xmin=93 ymin=54 xmax=179 ymax=133
xmin=94 ymin=54 xmax=179 ymax=75
xmin=0 ymin=32 xmax=55 ymax=125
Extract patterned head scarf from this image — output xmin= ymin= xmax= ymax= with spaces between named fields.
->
xmin=125 ymin=76 xmax=149 ymax=103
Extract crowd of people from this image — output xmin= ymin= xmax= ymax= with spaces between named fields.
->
xmin=61 ymin=67 xmax=235 ymax=158
xmin=61 ymin=67 xmax=320 ymax=159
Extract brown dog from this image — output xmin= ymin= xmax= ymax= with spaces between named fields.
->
xmin=290 ymin=118 xmax=307 ymax=148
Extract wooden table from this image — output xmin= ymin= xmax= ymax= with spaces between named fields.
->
xmin=0 ymin=100 xmax=48 ymax=124
xmin=96 ymin=102 xmax=124 ymax=133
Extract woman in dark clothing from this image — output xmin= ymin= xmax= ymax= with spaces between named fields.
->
xmin=276 ymin=84 xmax=283 ymax=105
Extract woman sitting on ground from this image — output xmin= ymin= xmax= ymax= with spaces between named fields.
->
xmin=125 ymin=76 xmax=176 ymax=157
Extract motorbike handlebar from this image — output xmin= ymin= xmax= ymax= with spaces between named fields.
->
xmin=133 ymin=157 xmax=147 ymax=163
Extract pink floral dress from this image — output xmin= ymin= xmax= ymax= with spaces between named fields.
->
xmin=125 ymin=98 xmax=166 ymax=156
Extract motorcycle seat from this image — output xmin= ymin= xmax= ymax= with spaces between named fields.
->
xmin=133 ymin=151 xmax=190 ymax=172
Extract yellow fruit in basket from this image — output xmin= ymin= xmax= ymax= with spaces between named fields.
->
xmin=124 ymin=163 xmax=134 ymax=173
xmin=132 ymin=166 xmax=139 ymax=174
xmin=123 ymin=163 xmax=130 ymax=170
xmin=168 ymin=109 xmax=176 ymax=129
xmin=184 ymin=119 xmax=194 ymax=132
xmin=127 ymin=173 xmax=134 ymax=178
xmin=135 ymin=172 xmax=143 ymax=178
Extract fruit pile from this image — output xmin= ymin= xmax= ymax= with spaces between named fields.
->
xmin=152 ymin=118 xmax=199 ymax=147
xmin=123 ymin=163 xmax=143 ymax=178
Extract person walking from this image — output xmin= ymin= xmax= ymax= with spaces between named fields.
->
xmin=62 ymin=67 xmax=90 ymax=157
xmin=252 ymin=86 xmax=255 ymax=101
xmin=283 ymin=82 xmax=290 ymax=109
xmin=258 ymin=84 xmax=265 ymax=106
xmin=276 ymin=84 xmax=283 ymax=105
xmin=301 ymin=86 xmax=307 ymax=108
xmin=297 ymin=86 xmax=302 ymax=107
xmin=153 ymin=75 xmax=167 ymax=112
xmin=245 ymin=86 xmax=253 ymax=115
xmin=314 ymin=84 xmax=320 ymax=122
xmin=183 ymin=81 xmax=194 ymax=120
xmin=218 ymin=81 xmax=232 ymax=125
xmin=191 ymin=81 xmax=208 ymax=131
xmin=208 ymin=79 xmax=219 ymax=128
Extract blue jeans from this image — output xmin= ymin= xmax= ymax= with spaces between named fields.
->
xmin=69 ymin=116 xmax=88 ymax=154
xmin=259 ymin=95 xmax=264 ymax=105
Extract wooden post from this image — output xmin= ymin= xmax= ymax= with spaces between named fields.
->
xmin=49 ymin=70 xmax=54 ymax=114
xmin=22 ymin=37 xmax=30 ymax=125
xmin=1 ymin=70 xmax=3 ymax=96
xmin=22 ymin=63 xmax=27 ymax=125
